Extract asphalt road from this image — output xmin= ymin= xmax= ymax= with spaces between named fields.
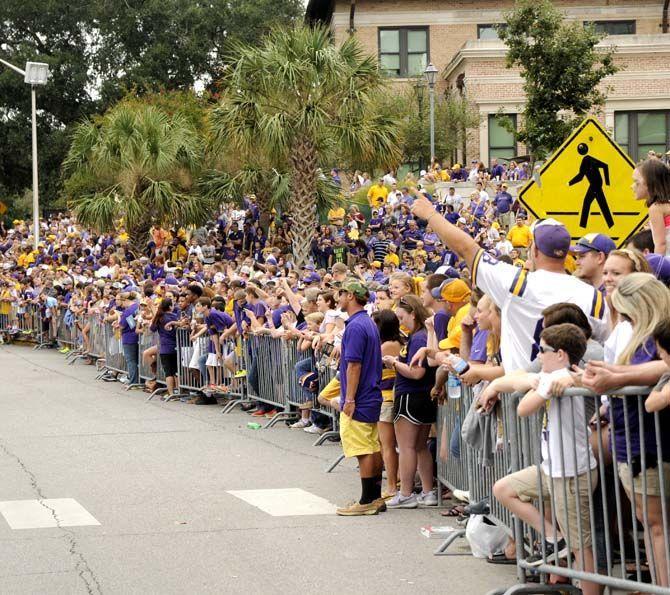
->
xmin=0 ymin=344 xmax=516 ymax=594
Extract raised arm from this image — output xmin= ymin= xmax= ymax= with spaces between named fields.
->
xmin=411 ymin=197 xmax=480 ymax=270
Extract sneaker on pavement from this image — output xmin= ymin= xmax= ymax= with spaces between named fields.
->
xmin=251 ymin=409 xmax=267 ymax=417
xmin=386 ymin=492 xmax=418 ymax=509
xmin=290 ymin=418 xmax=311 ymax=429
xmin=417 ymin=490 xmax=438 ymax=507
xmin=336 ymin=501 xmax=379 ymax=516
xmin=304 ymin=425 xmax=327 ymax=435
xmin=525 ymin=539 xmax=568 ymax=567
xmin=264 ymin=409 xmax=278 ymax=418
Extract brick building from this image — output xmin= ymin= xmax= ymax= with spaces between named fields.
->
xmin=306 ymin=0 xmax=670 ymax=165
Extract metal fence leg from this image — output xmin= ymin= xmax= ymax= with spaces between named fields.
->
xmin=146 ymin=388 xmax=168 ymax=402
xmin=433 ymin=529 xmax=467 ymax=556
xmin=263 ymin=411 xmax=299 ymax=429
xmin=313 ymin=430 xmax=339 ymax=446
xmin=220 ymin=398 xmax=252 ymax=414
xmin=325 ymin=453 xmax=345 ymax=473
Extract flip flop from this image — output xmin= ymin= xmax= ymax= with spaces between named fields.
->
xmin=441 ymin=504 xmax=466 ymax=517
xmin=487 ymin=552 xmax=517 ymax=565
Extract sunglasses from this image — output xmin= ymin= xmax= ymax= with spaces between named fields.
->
xmin=538 ymin=344 xmax=557 ymax=354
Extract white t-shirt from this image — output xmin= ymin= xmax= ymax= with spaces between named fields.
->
xmin=603 ymin=320 xmax=632 ymax=365
xmin=532 ymin=368 xmax=597 ymax=478
xmin=472 ymin=248 xmax=609 ymax=372
xmin=495 ymin=239 xmax=514 ymax=256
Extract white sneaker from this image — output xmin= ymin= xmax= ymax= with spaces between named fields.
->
xmin=291 ymin=418 xmax=311 ymax=429
xmin=386 ymin=492 xmax=418 ymax=509
xmin=417 ymin=490 xmax=438 ymax=507
xmin=304 ymin=425 xmax=329 ymax=435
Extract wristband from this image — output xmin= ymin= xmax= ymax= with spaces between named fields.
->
xmin=345 ymin=399 xmax=355 ymax=404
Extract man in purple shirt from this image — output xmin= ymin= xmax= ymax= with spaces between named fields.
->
xmin=336 ymin=280 xmax=385 ymax=517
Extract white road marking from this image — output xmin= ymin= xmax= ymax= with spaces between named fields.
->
xmin=0 ymin=498 xmax=100 ymax=529
xmin=227 ymin=488 xmax=337 ymax=516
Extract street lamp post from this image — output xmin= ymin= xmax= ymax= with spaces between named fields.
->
xmin=0 ymin=58 xmax=49 ymax=249
xmin=424 ymin=62 xmax=438 ymax=167
xmin=413 ymin=80 xmax=425 ymax=172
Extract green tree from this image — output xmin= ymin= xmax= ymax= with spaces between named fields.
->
xmin=499 ymin=0 xmax=618 ymax=160
xmin=94 ymin=0 xmax=304 ymax=105
xmin=62 ymin=96 xmax=216 ymax=250
xmin=210 ymin=25 xmax=401 ymax=265
xmin=390 ymin=83 xmax=479 ymax=169
xmin=0 ymin=0 xmax=303 ymax=219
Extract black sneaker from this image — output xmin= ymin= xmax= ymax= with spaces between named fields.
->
xmin=525 ymin=538 xmax=568 ymax=567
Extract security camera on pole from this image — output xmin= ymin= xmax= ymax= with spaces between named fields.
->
xmin=0 ymin=58 xmax=50 ymax=249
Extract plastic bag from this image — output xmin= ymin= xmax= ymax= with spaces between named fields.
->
xmin=465 ymin=514 xmax=509 ymax=559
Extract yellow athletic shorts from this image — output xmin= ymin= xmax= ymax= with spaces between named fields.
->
xmin=339 ymin=413 xmax=381 ymax=458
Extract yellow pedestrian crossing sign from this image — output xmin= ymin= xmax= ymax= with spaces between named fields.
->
xmin=518 ymin=117 xmax=647 ymax=247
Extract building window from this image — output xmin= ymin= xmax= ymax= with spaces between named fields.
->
xmin=489 ymin=114 xmax=517 ymax=165
xmin=378 ymin=28 xmax=428 ymax=78
xmin=615 ymin=111 xmax=670 ymax=161
xmin=585 ymin=20 xmax=636 ymax=35
xmin=477 ymin=24 xmax=506 ymax=40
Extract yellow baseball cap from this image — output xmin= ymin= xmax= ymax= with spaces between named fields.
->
xmin=430 ymin=278 xmax=471 ymax=303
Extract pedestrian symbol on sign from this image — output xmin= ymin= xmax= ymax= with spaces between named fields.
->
xmin=518 ymin=117 xmax=647 ymax=248
xmin=568 ymin=143 xmax=614 ymax=229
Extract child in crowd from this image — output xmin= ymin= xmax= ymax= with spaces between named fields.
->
xmin=482 ymin=323 xmax=599 ymax=595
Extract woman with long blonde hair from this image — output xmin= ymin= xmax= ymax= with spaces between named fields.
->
xmin=608 ymin=273 xmax=670 ymax=588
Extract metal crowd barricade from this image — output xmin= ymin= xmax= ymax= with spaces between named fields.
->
xmin=435 ymin=382 xmax=533 ymax=557
xmin=311 ymin=357 xmax=344 ymax=473
xmin=69 ymin=312 xmax=106 ymax=366
xmin=102 ymin=321 xmax=127 ymax=378
xmin=245 ymin=333 xmax=298 ymax=428
xmin=220 ymin=336 xmax=253 ymax=414
xmin=176 ymin=328 xmax=205 ymax=396
xmin=138 ymin=330 xmax=168 ymax=400
xmin=55 ymin=309 xmax=78 ymax=352
xmin=487 ymin=387 xmax=670 ymax=595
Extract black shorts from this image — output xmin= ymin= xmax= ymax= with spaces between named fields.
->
xmin=393 ymin=392 xmax=437 ymax=425
xmin=160 ymin=353 xmax=178 ymax=377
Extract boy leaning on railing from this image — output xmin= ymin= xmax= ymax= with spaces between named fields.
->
xmin=478 ymin=323 xmax=600 ymax=595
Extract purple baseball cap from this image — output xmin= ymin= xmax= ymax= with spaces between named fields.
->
xmin=646 ymin=254 xmax=670 ymax=286
xmin=531 ymin=219 xmax=571 ymax=259
xmin=303 ymin=272 xmax=321 ymax=284
xmin=571 ymin=233 xmax=616 ymax=255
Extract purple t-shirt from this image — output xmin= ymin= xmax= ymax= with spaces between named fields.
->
xmin=119 ymin=303 xmax=139 ymax=345
xmin=339 ymin=310 xmax=382 ymax=423
xmin=150 ymin=311 xmax=180 ymax=355
xmin=394 ymin=329 xmax=436 ymax=395
xmin=434 ymin=310 xmax=450 ymax=343
xmin=206 ymin=310 xmax=234 ymax=353
xmin=610 ymin=339 xmax=670 ymax=462
xmin=470 ymin=328 xmax=489 ymax=363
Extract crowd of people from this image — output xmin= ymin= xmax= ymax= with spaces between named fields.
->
xmin=1 ymin=155 xmax=670 ymax=591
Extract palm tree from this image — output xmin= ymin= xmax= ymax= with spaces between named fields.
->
xmin=210 ymin=25 xmax=400 ymax=265
xmin=62 ymin=97 xmax=216 ymax=251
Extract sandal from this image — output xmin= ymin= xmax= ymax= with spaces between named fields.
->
xmin=441 ymin=504 xmax=466 ymax=517
xmin=487 ymin=552 xmax=517 ymax=565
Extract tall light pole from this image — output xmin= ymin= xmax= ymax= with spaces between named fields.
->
xmin=424 ymin=62 xmax=438 ymax=167
xmin=0 ymin=58 xmax=49 ymax=249
xmin=413 ymin=80 xmax=425 ymax=173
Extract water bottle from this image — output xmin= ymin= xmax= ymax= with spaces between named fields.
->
xmin=447 ymin=373 xmax=462 ymax=399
